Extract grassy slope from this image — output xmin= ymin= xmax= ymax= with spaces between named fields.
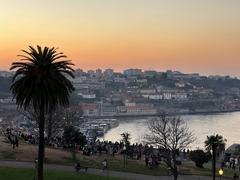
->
xmin=0 ymin=136 xmax=236 ymax=178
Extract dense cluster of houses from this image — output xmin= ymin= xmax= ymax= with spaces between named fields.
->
xmin=1 ymin=69 xmax=240 ymax=118
xmin=69 ymin=68 xmax=240 ymax=117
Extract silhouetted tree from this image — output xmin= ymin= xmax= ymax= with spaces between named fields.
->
xmin=190 ymin=150 xmax=211 ymax=168
xmin=121 ymin=132 xmax=131 ymax=148
xmin=10 ymin=45 xmax=74 ymax=180
xmin=45 ymin=106 xmax=83 ymax=144
xmin=145 ymin=115 xmax=195 ymax=180
xmin=63 ymin=125 xmax=87 ymax=161
xmin=205 ymin=134 xmax=226 ymax=180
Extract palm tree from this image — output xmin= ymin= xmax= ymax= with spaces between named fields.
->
xmin=205 ymin=134 xmax=226 ymax=180
xmin=10 ymin=45 xmax=75 ymax=180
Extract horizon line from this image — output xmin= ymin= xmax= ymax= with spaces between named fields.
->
xmin=1 ymin=67 xmax=239 ymax=78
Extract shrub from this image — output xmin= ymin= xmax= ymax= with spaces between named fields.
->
xmin=190 ymin=150 xmax=211 ymax=168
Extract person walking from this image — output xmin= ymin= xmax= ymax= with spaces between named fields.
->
xmin=102 ymin=158 xmax=108 ymax=172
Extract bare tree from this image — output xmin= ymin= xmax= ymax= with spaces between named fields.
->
xmin=21 ymin=105 xmax=83 ymax=145
xmin=145 ymin=115 xmax=195 ymax=180
xmin=45 ymin=106 xmax=83 ymax=144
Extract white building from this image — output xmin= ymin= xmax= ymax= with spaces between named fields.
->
xmin=163 ymin=93 xmax=172 ymax=100
xmin=142 ymin=94 xmax=163 ymax=100
xmin=78 ymin=93 xmax=96 ymax=99
xmin=124 ymin=100 xmax=136 ymax=107
xmin=149 ymin=94 xmax=163 ymax=100
xmin=171 ymin=93 xmax=188 ymax=100
xmin=140 ymin=89 xmax=156 ymax=94
xmin=136 ymin=79 xmax=148 ymax=83
xmin=175 ymin=82 xmax=186 ymax=88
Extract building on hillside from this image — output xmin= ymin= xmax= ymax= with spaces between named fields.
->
xmin=100 ymin=104 xmax=117 ymax=116
xmin=136 ymin=79 xmax=148 ymax=84
xmin=87 ymin=70 xmax=95 ymax=77
xmin=140 ymin=88 xmax=156 ymax=94
xmin=143 ymin=70 xmax=158 ymax=77
xmin=116 ymin=103 xmax=157 ymax=116
xmin=95 ymin=69 xmax=102 ymax=78
xmin=78 ymin=93 xmax=96 ymax=99
xmin=113 ymin=77 xmax=127 ymax=83
xmin=142 ymin=94 xmax=163 ymax=100
xmin=171 ymin=93 xmax=188 ymax=100
xmin=80 ymin=103 xmax=99 ymax=116
xmin=124 ymin=69 xmax=142 ymax=76
xmin=124 ymin=100 xmax=136 ymax=107
xmin=0 ymin=71 xmax=13 ymax=77
xmin=104 ymin=69 xmax=114 ymax=77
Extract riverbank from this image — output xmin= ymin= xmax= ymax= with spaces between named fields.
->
xmin=90 ymin=109 xmax=240 ymax=119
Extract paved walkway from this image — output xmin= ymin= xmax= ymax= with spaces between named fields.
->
xmin=0 ymin=160 xmax=229 ymax=180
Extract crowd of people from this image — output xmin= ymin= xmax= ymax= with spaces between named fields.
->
xmin=80 ymin=140 xmax=191 ymax=169
xmin=3 ymin=127 xmax=240 ymax=180
xmin=2 ymin=127 xmax=193 ymax=170
xmin=2 ymin=128 xmax=64 ymax=148
xmin=221 ymin=157 xmax=240 ymax=179
xmin=4 ymin=128 xmax=19 ymax=149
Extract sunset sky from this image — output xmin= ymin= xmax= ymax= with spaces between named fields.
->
xmin=0 ymin=0 xmax=240 ymax=76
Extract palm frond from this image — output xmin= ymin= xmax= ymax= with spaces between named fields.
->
xmin=10 ymin=45 xmax=75 ymax=113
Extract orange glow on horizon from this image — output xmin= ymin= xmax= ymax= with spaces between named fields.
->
xmin=0 ymin=1 xmax=240 ymax=76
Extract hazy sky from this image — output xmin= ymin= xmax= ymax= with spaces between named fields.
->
xmin=0 ymin=0 xmax=240 ymax=76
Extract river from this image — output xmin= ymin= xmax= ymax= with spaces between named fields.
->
xmin=102 ymin=112 xmax=240 ymax=149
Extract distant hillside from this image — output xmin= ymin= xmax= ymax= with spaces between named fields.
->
xmin=189 ymin=78 xmax=240 ymax=92
xmin=0 ymin=76 xmax=11 ymax=97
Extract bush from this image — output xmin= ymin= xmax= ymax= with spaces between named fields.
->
xmin=190 ymin=150 xmax=211 ymax=168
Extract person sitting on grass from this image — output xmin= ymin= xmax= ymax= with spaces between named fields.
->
xmin=74 ymin=162 xmax=88 ymax=172
xmin=75 ymin=162 xmax=81 ymax=172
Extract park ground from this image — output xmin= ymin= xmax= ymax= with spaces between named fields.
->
xmin=0 ymin=166 xmax=122 ymax=180
xmin=0 ymin=136 xmax=235 ymax=179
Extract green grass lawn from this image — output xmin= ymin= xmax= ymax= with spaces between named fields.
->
xmin=0 ymin=167 xmax=123 ymax=180
xmin=62 ymin=155 xmax=169 ymax=176
xmin=180 ymin=161 xmax=236 ymax=178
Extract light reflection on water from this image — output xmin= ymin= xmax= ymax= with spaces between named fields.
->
xmin=103 ymin=112 xmax=240 ymax=149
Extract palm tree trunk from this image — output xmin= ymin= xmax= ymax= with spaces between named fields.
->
xmin=212 ymin=149 xmax=216 ymax=180
xmin=47 ymin=112 xmax=52 ymax=145
xmin=37 ymin=106 xmax=45 ymax=180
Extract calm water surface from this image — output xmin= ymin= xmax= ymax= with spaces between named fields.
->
xmin=103 ymin=112 xmax=240 ymax=149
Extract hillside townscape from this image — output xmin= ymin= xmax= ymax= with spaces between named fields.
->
xmin=1 ymin=69 xmax=240 ymax=119
xmin=1 ymin=69 xmax=240 ymax=144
